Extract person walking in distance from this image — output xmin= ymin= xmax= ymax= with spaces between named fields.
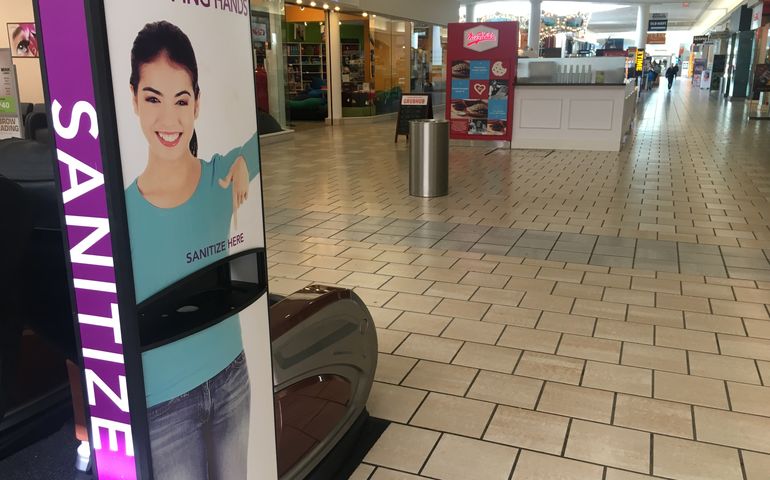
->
xmin=665 ymin=63 xmax=680 ymax=90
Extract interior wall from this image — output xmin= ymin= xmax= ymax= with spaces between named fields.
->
xmin=1 ymin=0 xmax=44 ymax=103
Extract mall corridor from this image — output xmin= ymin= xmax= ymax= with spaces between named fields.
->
xmin=260 ymin=81 xmax=770 ymax=480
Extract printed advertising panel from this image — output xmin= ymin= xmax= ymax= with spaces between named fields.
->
xmin=0 ymin=48 xmax=23 ymax=139
xmin=446 ymin=22 xmax=518 ymax=141
xmin=35 ymin=0 xmax=277 ymax=478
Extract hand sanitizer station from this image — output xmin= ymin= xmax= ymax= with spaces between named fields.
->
xmin=34 ymin=1 xmax=376 ymax=479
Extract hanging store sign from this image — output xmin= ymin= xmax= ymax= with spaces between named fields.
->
xmin=447 ymin=21 xmax=518 ymax=141
xmin=648 ymin=13 xmax=668 ymax=32
xmin=692 ymin=35 xmax=708 ymax=44
xmin=647 ymin=33 xmax=667 ymax=44
xmin=636 ymin=48 xmax=645 ymax=73
xmin=751 ymin=2 xmax=764 ymax=30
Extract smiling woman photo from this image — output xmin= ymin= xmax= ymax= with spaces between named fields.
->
xmin=124 ymin=20 xmax=259 ymax=479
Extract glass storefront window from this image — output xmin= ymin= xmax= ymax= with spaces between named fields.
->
xmin=250 ymin=0 xmax=288 ymax=129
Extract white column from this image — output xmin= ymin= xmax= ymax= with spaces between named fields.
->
xmin=327 ymin=11 xmax=343 ymax=123
xmin=466 ymin=3 xmax=476 ymax=22
xmin=635 ymin=4 xmax=650 ymax=49
xmin=528 ymin=0 xmax=542 ymax=54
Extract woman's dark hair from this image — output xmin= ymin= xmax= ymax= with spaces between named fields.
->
xmin=130 ymin=21 xmax=199 ymax=156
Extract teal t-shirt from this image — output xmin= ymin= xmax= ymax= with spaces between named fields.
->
xmin=125 ymin=133 xmax=260 ymax=407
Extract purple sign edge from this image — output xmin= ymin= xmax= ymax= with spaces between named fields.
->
xmin=36 ymin=0 xmax=139 ymax=479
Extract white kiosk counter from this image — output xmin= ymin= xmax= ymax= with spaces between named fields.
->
xmin=512 ymin=57 xmax=637 ymax=152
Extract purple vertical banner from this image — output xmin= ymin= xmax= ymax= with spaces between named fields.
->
xmin=37 ymin=0 xmax=139 ymax=479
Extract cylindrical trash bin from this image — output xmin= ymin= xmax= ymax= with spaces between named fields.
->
xmin=409 ymin=119 xmax=449 ymax=197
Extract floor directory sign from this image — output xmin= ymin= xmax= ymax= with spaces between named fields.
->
xmin=34 ymin=0 xmax=277 ymax=479
xmin=0 ymin=48 xmax=23 ymax=139
xmin=446 ymin=22 xmax=518 ymax=141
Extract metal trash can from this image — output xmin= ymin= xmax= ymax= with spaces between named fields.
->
xmin=409 ymin=119 xmax=449 ymax=197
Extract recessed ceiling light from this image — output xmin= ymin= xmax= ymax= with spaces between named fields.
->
xmin=362 ymin=12 xmax=368 ymax=17
xmin=334 ymin=5 xmax=340 ymax=11
xmin=296 ymin=0 xmax=302 ymax=4
xmin=309 ymin=1 xmax=316 ymax=6
xmin=323 ymin=3 xmax=329 ymax=9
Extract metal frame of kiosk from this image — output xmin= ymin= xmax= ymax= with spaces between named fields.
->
xmin=34 ymin=0 xmax=276 ymax=478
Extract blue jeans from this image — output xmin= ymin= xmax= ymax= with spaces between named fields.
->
xmin=148 ymin=352 xmax=250 ymax=479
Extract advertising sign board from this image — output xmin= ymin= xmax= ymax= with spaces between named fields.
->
xmin=0 ymin=48 xmax=23 ymax=139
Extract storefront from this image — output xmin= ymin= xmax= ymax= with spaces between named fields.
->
xmin=249 ymin=0 xmax=448 ymax=129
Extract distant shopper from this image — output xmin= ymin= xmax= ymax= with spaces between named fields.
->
xmin=665 ymin=63 xmax=680 ymax=90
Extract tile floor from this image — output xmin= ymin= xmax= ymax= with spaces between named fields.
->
xmin=261 ymin=82 xmax=770 ymax=479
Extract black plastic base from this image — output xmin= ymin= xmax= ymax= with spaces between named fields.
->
xmin=305 ymin=409 xmax=389 ymax=480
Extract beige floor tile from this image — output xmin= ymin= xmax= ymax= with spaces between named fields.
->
xmin=689 ymin=351 xmax=761 ymax=384
xmin=498 ymin=325 xmax=562 ymax=353
xmin=389 ymin=311 xmax=452 ymax=336
xmin=339 ymin=259 xmax=389 ymax=273
xmin=656 ymin=326 xmax=719 ymax=353
xmin=733 ymin=287 xmax=770 ymax=304
xmin=339 ymin=272 xmax=393 ymax=289
xmin=621 ymin=343 xmax=688 ymax=374
xmin=537 ymin=267 xmax=585 ymax=283
xmin=681 ymin=282 xmax=735 ymax=300
xmin=376 ymin=251 xmax=420 ymax=264
xmin=512 ymin=451 xmax=603 ymax=480
xmin=268 ymin=263 xmax=313 ymax=279
xmin=424 ymin=282 xmax=478 ymax=300
xmin=483 ymin=305 xmax=542 ymax=327
xmin=369 ymin=467 xmax=427 ymax=480
xmin=494 ymin=263 xmax=540 ymax=278
xmin=460 ymin=271 xmax=510 ymax=289
xmin=367 ymin=382 xmax=427 ymax=423
xmin=537 ymin=382 xmax=614 ymax=423
xmin=466 ymin=371 xmax=543 ymax=409
xmin=484 ymin=406 xmax=569 ymax=454
xmin=760 ymin=361 xmax=770 ymax=384
xmin=394 ymin=334 xmax=463 ymax=363
xmin=364 ymin=424 xmax=440 ymax=473
xmin=377 ymin=329 xmax=409 ymax=353
xmin=745 ymin=319 xmax=770 ymax=339
xmin=470 ymin=287 xmax=524 ymax=307
xmin=442 ymin=318 xmax=504 ymax=345
xmin=519 ymin=291 xmax=575 ymax=314
xmin=743 ymin=451 xmax=770 ymax=480
xmin=422 ymin=434 xmax=517 ymax=480
xmin=684 ymin=312 xmax=746 ymax=335
xmin=505 ymin=276 xmax=557 ymax=293
xmin=432 ymin=298 xmax=491 ymax=320
xmin=355 ymin=287 xmax=397 ymax=307
xmin=565 ymin=420 xmax=650 ymax=473
xmin=695 ymin=407 xmax=770 ymax=453
xmin=340 ymin=247 xmax=384 ymax=260
xmin=537 ymin=311 xmax=596 ymax=336
xmin=585 ymin=272 xmax=633 ymax=289
xmin=368 ymin=307 xmax=403 ymax=329
xmin=377 ymin=263 xmax=426 ymax=278
xmin=728 ymin=382 xmax=770 ymax=417
xmin=572 ymin=298 xmax=627 ymax=321
xmin=718 ymin=334 xmax=770 ymax=361
xmin=656 ymin=293 xmax=711 ymax=314
xmin=515 ymin=351 xmax=585 ymax=384
xmin=595 ymin=319 xmax=655 ymax=344
xmin=417 ymin=267 xmax=466 ymax=283
xmin=653 ymin=435 xmax=743 ymax=480
xmin=375 ymin=340 xmax=415 ymax=369
xmin=410 ymin=392 xmax=495 ymax=438
xmin=604 ymin=288 xmax=656 ymax=307
xmin=380 ymin=277 xmax=434 ymax=294
xmin=582 ymin=361 xmax=652 ymax=396
xmin=454 ymin=258 xmax=499 ymax=274
xmin=631 ymin=277 xmax=680 ymax=294
xmin=348 ymin=463 xmax=375 ymax=480
xmin=413 ymin=255 xmax=458 ymax=269
xmin=553 ymin=282 xmax=605 ymax=301
xmin=452 ymin=342 xmax=520 ymax=373
xmin=614 ymin=394 xmax=693 ymax=438
xmin=304 ymin=244 xmax=348 ymax=256
xmin=605 ymin=469 xmax=666 ymax=480
xmin=654 ymin=371 xmax=729 ymax=409
xmin=626 ymin=305 xmax=684 ymax=328
xmin=402 ymin=360 xmax=477 ymax=396
xmin=385 ymin=292 xmax=442 ymax=314
xmin=268 ymin=277 xmax=313 ymax=295
xmin=557 ymin=334 xmax=621 ymax=363
xmin=711 ymin=299 xmax=769 ymax=319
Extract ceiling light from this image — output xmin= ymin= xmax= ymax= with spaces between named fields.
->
xmin=334 ymin=5 xmax=340 ymax=11
xmin=362 ymin=12 xmax=368 ymax=17
xmin=296 ymin=0 xmax=302 ymax=3
xmin=309 ymin=1 xmax=316 ymax=6
xmin=323 ymin=3 xmax=329 ymax=9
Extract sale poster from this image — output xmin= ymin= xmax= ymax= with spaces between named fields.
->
xmin=0 ymin=48 xmax=23 ymax=139
xmin=446 ymin=22 xmax=518 ymax=141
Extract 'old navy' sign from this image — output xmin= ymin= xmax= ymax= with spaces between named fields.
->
xmin=37 ymin=0 xmax=139 ymax=479
xmin=464 ymin=25 xmax=499 ymax=52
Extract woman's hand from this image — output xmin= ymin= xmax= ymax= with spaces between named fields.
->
xmin=218 ymin=155 xmax=249 ymax=229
